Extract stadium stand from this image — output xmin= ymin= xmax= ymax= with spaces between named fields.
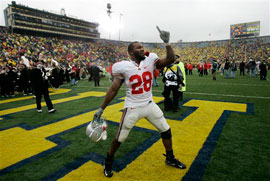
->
xmin=4 ymin=1 xmax=100 ymax=39
xmin=0 ymin=0 xmax=269 ymax=97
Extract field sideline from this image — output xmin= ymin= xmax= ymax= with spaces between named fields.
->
xmin=0 ymin=71 xmax=269 ymax=180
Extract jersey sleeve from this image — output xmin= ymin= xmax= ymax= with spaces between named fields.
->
xmin=112 ymin=62 xmax=124 ymax=79
xmin=148 ymin=53 xmax=160 ymax=68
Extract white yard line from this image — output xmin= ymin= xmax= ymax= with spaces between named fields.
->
xmin=184 ymin=92 xmax=270 ymax=99
xmin=186 ymin=82 xmax=270 ymax=87
xmin=61 ymin=85 xmax=270 ymax=99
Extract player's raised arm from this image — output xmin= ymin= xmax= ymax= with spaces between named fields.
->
xmin=155 ymin=26 xmax=176 ymax=69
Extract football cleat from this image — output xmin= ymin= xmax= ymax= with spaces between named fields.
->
xmin=48 ymin=109 xmax=56 ymax=113
xmin=104 ymin=160 xmax=113 ymax=178
xmin=86 ymin=117 xmax=107 ymax=142
xmin=164 ymin=154 xmax=186 ymax=169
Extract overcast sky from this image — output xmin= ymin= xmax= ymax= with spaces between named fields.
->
xmin=0 ymin=0 xmax=269 ymax=42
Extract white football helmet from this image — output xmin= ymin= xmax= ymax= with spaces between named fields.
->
xmin=86 ymin=118 xmax=107 ymax=142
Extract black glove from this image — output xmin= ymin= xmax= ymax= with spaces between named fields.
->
xmin=156 ymin=26 xmax=170 ymax=43
xmin=93 ymin=108 xmax=104 ymax=122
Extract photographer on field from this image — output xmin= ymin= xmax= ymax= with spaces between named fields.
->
xmin=162 ymin=58 xmax=184 ymax=112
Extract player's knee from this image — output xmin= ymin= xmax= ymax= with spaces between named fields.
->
xmin=117 ymin=135 xmax=127 ymax=143
xmin=161 ymin=128 xmax=172 ymax=139
xmin=124 ymin=121 xmax=134 ymax=129
xmin=116 ymin=129 xmax=130 ymax=143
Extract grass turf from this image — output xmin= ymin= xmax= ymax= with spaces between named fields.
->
xmin=1 ymin=71 xmax=270 ymax=180
xmin=0 ymin=123 xmax=152 ymax=180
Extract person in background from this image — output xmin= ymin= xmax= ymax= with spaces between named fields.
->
xmin=163 ymin=59 xmax=184 ymax=112
xmin=184 ymin=62 xmax=188 ymax=75
xmin=224 ymin=58 xmax=230 ymax=79
xmin=198 ymin=61 xmax=204 ymax=77
xmin=6 ymin=65 xmax=17 ymax=97
xmin=88 ymin=63 xmax=94 ymax=81
xmin=239 ymin=60 xmax=245 ymax=76
xmin=249 ymin=59 xmax=256 ymax=77
xmin=31 ymin=62 xmax=56 ymax=113
xmin=188 ymin=62 xmax=193 ymax=75
xmin=177 ymin=55 xmax=186 ymax=101
xmin=0 ymin=66 xmax=8 ymax=97
xmin=70 ymin=64 xmax=77 ymax=86
xmin=92 ymin=63 xmax=103 ymax=87
xmin=203 ymin=61 xmax=208 ymax=75
xmin=153 ymin=68 xmax=160 ymax=87
xmin=19 ymin=63 xmax=32 ymax=95
xmin=207 ymin=61 xmax=211 ymax=74
xmin=259 ymin=60 xmax=267 ymax=80
xmin=50 ymin=62 xmax=59 ymax=89
xmin=231 ymin=60 xmax=237 ymax=78
xmin=211 ymin=59 xmax=218 ymax=80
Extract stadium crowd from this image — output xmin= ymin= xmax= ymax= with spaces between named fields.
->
xmin=151 ymin=39 xmax=270 ymax=79
xmin=0 ymin=28 xmax=128 ymax=97
xmin=1 ymin=27 xmax=270 ymax=97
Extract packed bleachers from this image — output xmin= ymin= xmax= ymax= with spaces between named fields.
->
xmin=0 ymin=28 xmax=130 ymax=97
xmin=1 ymin=25 xmax=269 ymax=69
xmin=0 ymin=30 xmax=128 ymax=66
xmin=149 ymin=37 xmax=270 ymax=65
xmin=0 ymin=25 xmax=270 ymax=97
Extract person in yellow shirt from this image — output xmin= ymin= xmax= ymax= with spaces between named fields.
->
xmin=176 ymin=55 xmax=186 ymax=101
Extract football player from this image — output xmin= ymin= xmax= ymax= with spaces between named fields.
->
xmin=94 ymin=26 xmax=186 ymax=177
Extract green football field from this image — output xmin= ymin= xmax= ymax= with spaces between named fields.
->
xmin=0 ymin=71 xmax=269 ymax=180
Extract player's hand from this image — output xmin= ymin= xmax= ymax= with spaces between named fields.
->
xmin=156 ymin=26 xmax=170 ymax=43
xmin=93 ymin=107 xmax=104 ymax=121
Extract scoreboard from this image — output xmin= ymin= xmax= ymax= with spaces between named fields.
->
xmin=230 ymin=21 xmax=260 ymax=39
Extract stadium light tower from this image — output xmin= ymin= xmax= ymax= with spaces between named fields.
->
xmin=106 ymin=3 xmax=123 ymax=40
xmin=107 ymin=3 xmax=112 ymax=18
xmin=107 ymin=3 xmax=112 ymax=39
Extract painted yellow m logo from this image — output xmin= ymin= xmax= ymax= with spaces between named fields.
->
xmin=0 ymin=92 xmax=248 ymax=180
